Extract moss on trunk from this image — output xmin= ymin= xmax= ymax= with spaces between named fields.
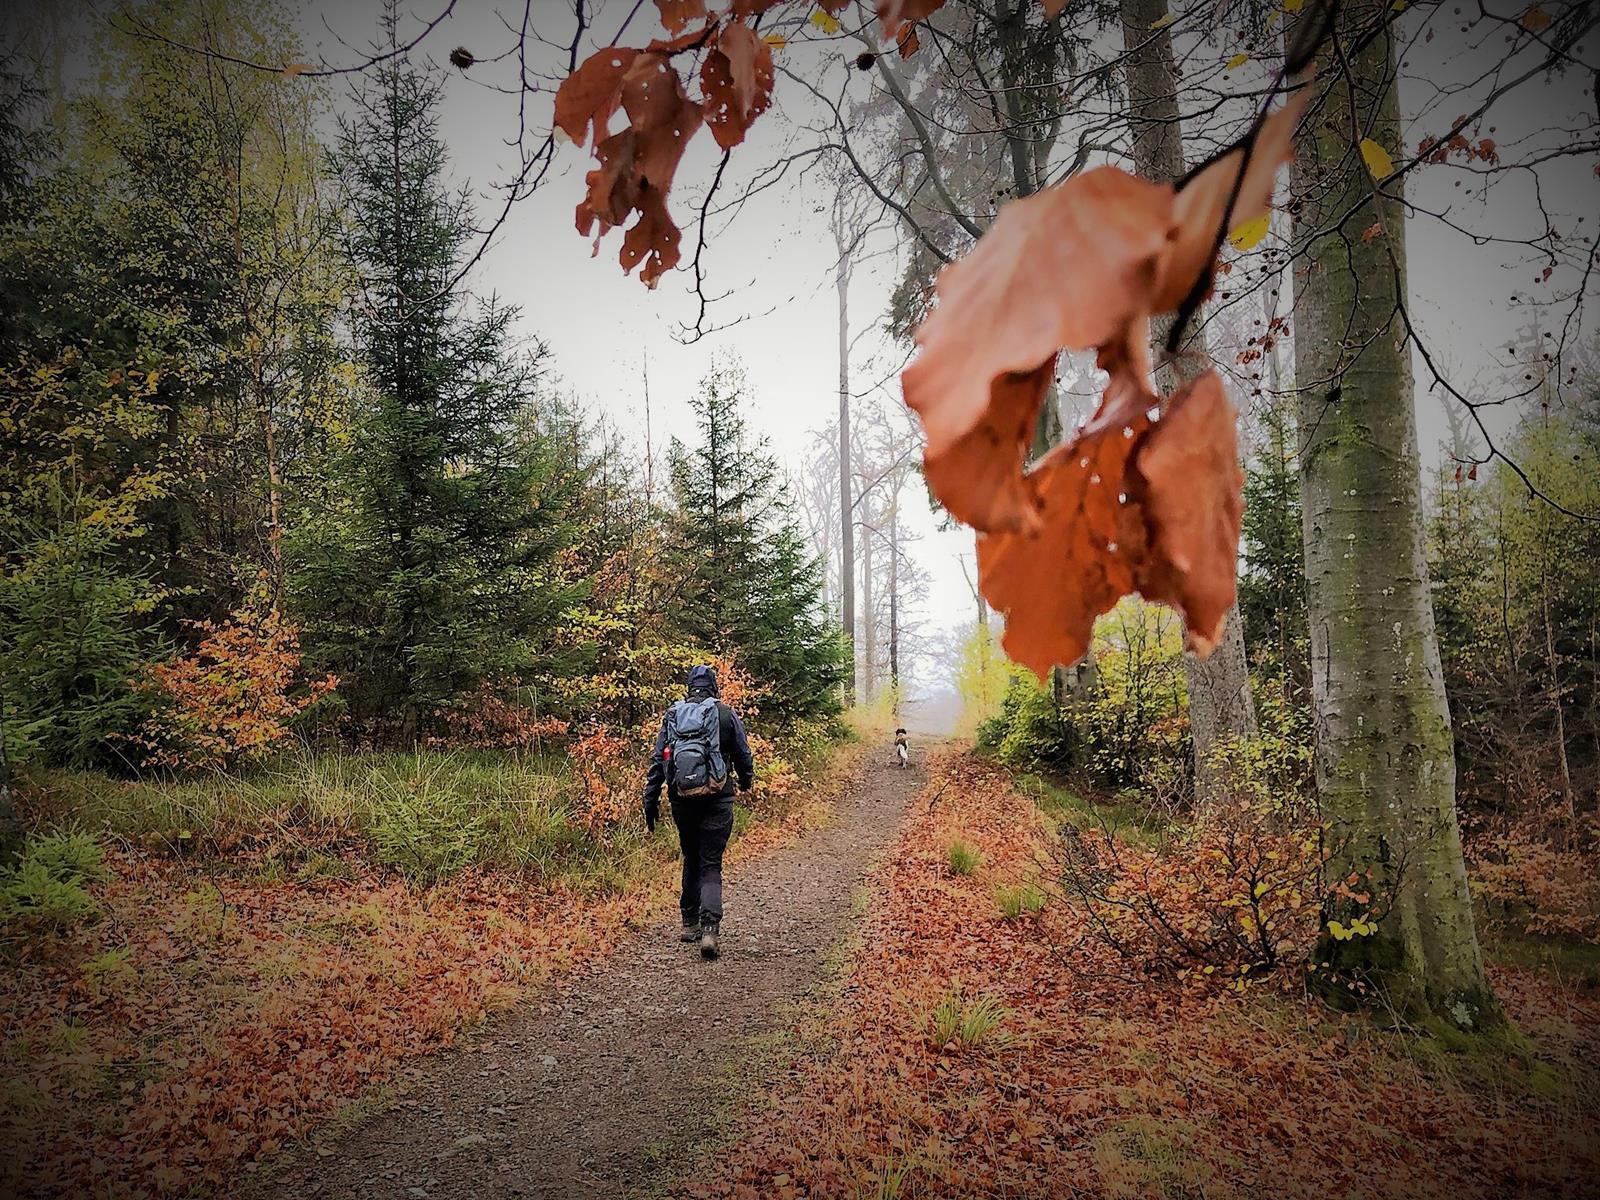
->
xmin=1289 ymin=0 xmax=1499 ymax=1030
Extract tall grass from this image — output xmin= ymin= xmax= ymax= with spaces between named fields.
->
xmin=21 ymin=749 xmax=650 ymax=889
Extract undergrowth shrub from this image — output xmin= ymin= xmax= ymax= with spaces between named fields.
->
xmin=1467 ymin=815 xmax=1600 ymax=944
xmin=0 ymin=831 xmax=106 ymax=941
xmin=1048 ymin=790 xmax=1362 ymax=986
xmin=127 ymin=588 xmax=337 ymax=770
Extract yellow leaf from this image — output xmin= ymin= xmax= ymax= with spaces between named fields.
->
xmin=1229 ymin=212 xmax=1270 ymax=251
xmin=762 ymin=33 xmax=788 ymax=49
xmin=810 ymin=10 xmax=841 ymax=34
xmin=1359 ymin=137 xmax=1393 ymax=178
xmin=1284 ymin=0 xmax=1304 ymax=10
xmin=1328 ymin=920 xmax=1350 ymax=940
xmin=1225 ymin=52 xmax=1249 ymax=71
xmin=1150 ymin=9 xmax=1176 ymax=28
xmin=1253 ymin=880 xmax=1270 ymax=898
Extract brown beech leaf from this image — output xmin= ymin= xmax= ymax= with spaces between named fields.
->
xmin=1152 ymin=91 xmax=1308 ymax=309
xmin=923 ymin=361 xmax=1056 ymax=535
xmin=554 ymin=48 xmax=641 ymax=146
xmin=976 ymin=371 xmax=1242 ymax=677
xmin=902 ymin=167 xmax=1172 ymax=530
xmin=978 ymin=410 xmax=1150 ymax=677
xmin=574 ymin=53 xmax=703 ymax=287
xmin=1117 ymin=371 xmax=1243 ymax=656
xmin=654 ymin=0 xmax=708 ymax=34
xmin=702 ymin=21 xmax=774 ymax=150
xmin=876 ymin=0 xmax=946 ymax=39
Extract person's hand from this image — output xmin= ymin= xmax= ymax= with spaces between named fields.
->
xmin=643 ymin=796 xmax=660 ymax=833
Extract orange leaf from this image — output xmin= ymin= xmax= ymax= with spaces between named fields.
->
xmin=1153 ymin=92 xmax=1307 ymax=309
xmin=554 ymin=49 xmax=640 ymax=146
xmin=654 ymin=0 xmax=708 ymax=34
xmin=901 ymin=167 xmax=1172 ymax=531
xmin=702 ymin=21 xmax=775 ymax=150
xmin=978 ymin=410 xmax=1149 ymax=676
xmin=876 ymin=0 xmax=945 ymax=39
xmin=1118 ymin=371 xmax=1244 ymax=655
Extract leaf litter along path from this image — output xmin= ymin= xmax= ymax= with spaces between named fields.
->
xmin=248 ymin=746 xmax=927 ymax=1200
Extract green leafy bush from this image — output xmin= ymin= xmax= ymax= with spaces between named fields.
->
xmin=1 ymin=831 xmax=106 ymax=937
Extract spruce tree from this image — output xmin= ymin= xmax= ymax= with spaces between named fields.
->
xmin=292 ymin=41 xmax=578 ymax=741
xmin=668 ymin=361 xmax=845 ymax=722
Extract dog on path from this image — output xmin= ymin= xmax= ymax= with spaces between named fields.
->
xmin=894 ymin=727 xmax=909 ymax=768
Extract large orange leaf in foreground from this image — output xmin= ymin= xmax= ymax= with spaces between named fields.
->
xmin=903 ymin=97 xmax=1303 ymax=674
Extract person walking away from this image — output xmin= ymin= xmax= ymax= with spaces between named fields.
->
xmin=642 ymin=665 xmax=755 ymax=959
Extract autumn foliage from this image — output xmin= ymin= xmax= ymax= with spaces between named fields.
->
xmin=129 ymin=596 xmax=337 ymax=770
xmin=685 ymin=752 xmax=1600 ymax=1200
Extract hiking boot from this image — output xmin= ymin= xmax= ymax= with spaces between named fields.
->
xmin=699 ymin=921 xmax=721 ymax=960
xmin=679 ymin=921 xmax=701 ymax=943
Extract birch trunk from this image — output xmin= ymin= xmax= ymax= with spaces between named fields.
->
xmin=1290 ymin=0 xmax=1496 ymax=1028
xmin=836 ymin=238 xmax=857 ymax=704
xmin=1120 ymin=0 xmax=1256 ymax=808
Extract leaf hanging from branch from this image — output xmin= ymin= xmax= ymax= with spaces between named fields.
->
xmin=902 ymin=93 xmax=1307 ymax=674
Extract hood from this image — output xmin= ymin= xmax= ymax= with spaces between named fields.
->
xmin=685 ymin=664 xmax=720 ymax=698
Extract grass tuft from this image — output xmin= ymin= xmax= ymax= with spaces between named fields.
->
xmin=994 ymin=880 xmax=1047 ymax=920
xmin=929 ymin=988 xmax=1009 ymax=1050
xmin=946 ymin=839 xmax=980 ymax=877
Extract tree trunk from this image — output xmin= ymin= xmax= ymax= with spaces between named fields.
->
xmin=1119 ymin=0 xmax=1256 ymax=806
xmin=861 ymin=526 xmax=876 ymax=704
xmin=1291 ymin=0 xmax=1496 ymax=1029
xmin=836 ymin=240 xmax=857 ymax=705
xmin=889 ymin=500 xmax=901 ymax=698
xmin=0 ymin=692 xmax=21 ymax=867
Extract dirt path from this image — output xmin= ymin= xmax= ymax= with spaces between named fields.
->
xmin=250 ymin=748 xmax=923 ymax=1200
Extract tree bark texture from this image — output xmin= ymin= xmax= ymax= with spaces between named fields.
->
xmin=1290 ymin=0 xmax=1495 ymax=1028
xmin=1120 ymin=0 xmax=1256 ymax=807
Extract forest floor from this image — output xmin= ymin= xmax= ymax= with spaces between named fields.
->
xmin=243 ymin=746 xmax=925 ymax=1200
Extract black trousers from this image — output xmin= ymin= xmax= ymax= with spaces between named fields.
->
xmin=670 ymin=793 xmax=735 ymax=926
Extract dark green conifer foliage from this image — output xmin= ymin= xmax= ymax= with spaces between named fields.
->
xmin=292 ymin=46 xmax=579 ymax=741
xmin=668 ymin=361 xmax=846 ymax=722
xmin=1239 ymin=398 xmax=1308 ymax=695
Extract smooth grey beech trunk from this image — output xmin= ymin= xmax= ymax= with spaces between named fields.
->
xmin=1290 ymin=0 xmax=1496 ymax=1028
xmin=1119 ymin=0 xmax=1256 ymax=807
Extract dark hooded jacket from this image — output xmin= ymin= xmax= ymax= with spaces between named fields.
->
xmin=643 ymin=665 xmax=755 ymax=803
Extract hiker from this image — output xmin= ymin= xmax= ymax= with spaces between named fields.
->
xmin=642 ymin=664 xmax=755 ymax=960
